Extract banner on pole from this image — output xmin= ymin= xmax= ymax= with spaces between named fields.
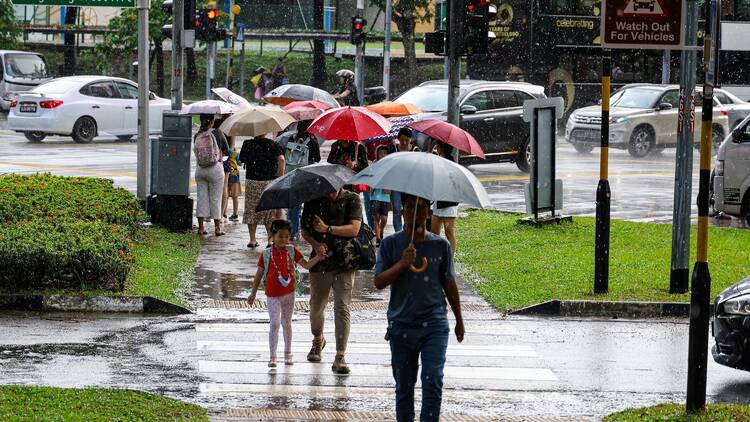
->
xmin=601 ymin=0 xmax=686 ymax=49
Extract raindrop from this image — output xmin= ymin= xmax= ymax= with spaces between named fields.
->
xmin=423 ymin=276 xmax=429 ymax=282
xmin=422 ymin=321 xmax=428 ymax=327
xmin=402 ymin=333 xmax=407 ymax=338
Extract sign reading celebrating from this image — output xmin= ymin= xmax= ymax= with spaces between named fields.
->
xmin=12 ymin=0 xmax=134 ymax=7
xmin=601 ymin=0 xmax=686 ymax=49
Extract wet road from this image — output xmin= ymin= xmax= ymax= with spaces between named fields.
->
xmin=1 ymin=113 xmax=747 ymax=227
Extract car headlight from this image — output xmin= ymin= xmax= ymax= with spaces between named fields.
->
xmin=723 ymin=295 xmax=750 ymax=315
xmin=610 ymin=116 xmax=629 ymax=124
xmin=715 ymin=160 xmax=724 ymax=176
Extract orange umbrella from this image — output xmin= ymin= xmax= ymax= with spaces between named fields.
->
xmin=366 ymin=101 xmax=422 ymax=117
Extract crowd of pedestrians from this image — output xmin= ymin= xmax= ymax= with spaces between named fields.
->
xmin=191 ymin=78 xmax=464 ymax=421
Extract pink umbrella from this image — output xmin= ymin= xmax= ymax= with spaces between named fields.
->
xmin=282 ymin=100 xmax=331 ymax=121
xmin=408 ymin=119 xmax=486 ymax=159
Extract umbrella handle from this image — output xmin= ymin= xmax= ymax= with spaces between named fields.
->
xmin=410 ymin=257 xmax=428 ymax=273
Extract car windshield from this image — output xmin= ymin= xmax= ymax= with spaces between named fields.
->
xmin=4 ymin=54 xmax=49 ymax=79
xmin=610 ymin=88 xmax=663 ymax=109
xmin=32 ymin=79 xmax=76 ymax=95
xmin=394 ymin=86 xmax=448 ymax=112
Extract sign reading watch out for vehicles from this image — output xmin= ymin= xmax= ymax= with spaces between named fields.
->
xmin=602 ymin=0 xmax=686 ymax=49
xmin=11 ymin=0 xmax=134 ymax=7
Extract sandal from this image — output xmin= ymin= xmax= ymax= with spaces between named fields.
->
xmin=285 ymin=353 xmax=294 ymax=366
xmin=215 ymin=231 xmax=226 ymax=236
xmin=247 ymin=242 xmax=259 ymax=248
xmin=198 ymin=230 xmax=208 ymax=235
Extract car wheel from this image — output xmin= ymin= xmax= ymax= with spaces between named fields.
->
xmin=628 ymin=125 xmax=654 ymax=158
xmin=72 ymin=116 xmax=97 ymax=144
xmin=516 ymin=139 xmax=530 ymax=173
xmin=573 ymin=143 xmax=594 ymax=154
xmin=117 ymin=135 xmax=133 ymax=142
xmin=24 ymin=131 xmax=46 ymax=143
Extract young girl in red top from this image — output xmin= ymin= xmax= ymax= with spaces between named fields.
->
xmin=247 ymin=219 xmax=325 ymax=367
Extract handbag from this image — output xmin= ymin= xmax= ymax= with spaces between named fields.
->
xmin=332 ymin=223 xmax=377 ymax=271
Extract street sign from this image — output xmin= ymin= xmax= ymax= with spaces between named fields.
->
xmin=601 ymin=0 xmax=685 ymax=49
xmin=12 ymin=0 xmax=134 ymax=6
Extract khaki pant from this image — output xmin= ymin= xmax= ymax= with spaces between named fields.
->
xmin=309 ymin=270 xmax=355 ymax=354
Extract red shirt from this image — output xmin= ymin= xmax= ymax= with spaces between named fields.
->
xmin=258 ymin=246 xmax=304 ymax=297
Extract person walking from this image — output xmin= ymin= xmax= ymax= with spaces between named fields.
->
xmin=271 ymin=57 xmax=288 ymax=88
xmin=333 ymin=69 xmax=359 ymax=106
xmin=389 ymin=127 xmax=413 ymax=232
xmin=193 ymin=114 xmax=226 ymax=236
xmin=301 ymin=188 xmax=363 ymax=374
xmin=371 ymin=148 xmax=391 ymax=244
xmin=374 ymin=193 xmax=465 ymax=422
xmin=247 ymin=219 xmax=325 ymax=367
xmin=276 ymin=120 xmax=321 ymax=239
xmin=239 ymin=135 xmax=286 ymax=248
xmin=327 ymin=140 xmax=371 ymax=228
xmin=430 ymin=142 xmax=458 ymax=255
xmin=214 ymin=114 xmax=232 ymax=221
xmin=226 ymin=136 xmax=242 ymax=221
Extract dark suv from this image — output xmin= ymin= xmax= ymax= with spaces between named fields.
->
xmin=393 ymin=79 xmax=546 ymax=172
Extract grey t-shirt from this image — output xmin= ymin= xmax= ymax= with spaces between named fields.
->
xmin=375 ymin=231 xmax=455 ymax=325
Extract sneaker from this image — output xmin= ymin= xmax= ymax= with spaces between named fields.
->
xmin=331 ymin=354 xmax=350 ymax=375
xmin=229 ymin=214 xmax=239 ymax=221
xmin=284 ymin=353 xmax=294 ymax=366
xmin=268 ymin=359 xmax=277 ymax=368
xmin=306 ymin=337 xmax=326 ymax=363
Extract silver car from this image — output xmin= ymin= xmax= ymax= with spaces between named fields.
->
xmin=713 ymin=115 xmax=750 ymax=225
xmin=0 ymin=50 xmax=51 ymax=111
xmin=565 ymin=84 xmax=730 ymax=157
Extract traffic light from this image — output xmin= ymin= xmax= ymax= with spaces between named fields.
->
xmin=161 ymin=0 xmax=174 ymax=38
xmin=350 ymin=15 xmax=366 ymax=45
xmin=195 ymin=7 xmax=225 ymax=41
xmin=462 ymin=0 xmax=497 ymax=56
xmin=424 ymin=31 xmax=446 ymax=55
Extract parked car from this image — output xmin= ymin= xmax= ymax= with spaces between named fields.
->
xmin=7 ymin=76 xmax=172 ymax=143
xmin=392 ymin=79 xmax=547 ymax=172
xmin=714 ymin=89 xmax=750 ymax=131
xmin=712 ymin=276 xmax=750 ymax=370
xmin=712 ymin=114 xmax=750 ymax=225
xmin=0 ymin=50 xmax=52 ymax=111
xmin=565 ymin=84 xmax=730 ymax=157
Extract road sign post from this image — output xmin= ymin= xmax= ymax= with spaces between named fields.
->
xmin=137 ymin=0 xmax=150 ymax=200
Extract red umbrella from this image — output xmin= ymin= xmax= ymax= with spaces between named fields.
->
xmin=282 ymin=100 xmax=331 ymax=121
xmin=408 ymin=119 xmax=485 ymax=159
xmin=308 ymin=106 xmax=392 ymax=142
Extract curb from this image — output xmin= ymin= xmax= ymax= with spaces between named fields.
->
xmin=0 ymin=294 xmax=192 ymax=314
xmin=511 ymin=300 xmax=715 ymax=318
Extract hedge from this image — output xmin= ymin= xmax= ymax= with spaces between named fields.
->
xmin=0 ymin=174 xmax=146 ymax=291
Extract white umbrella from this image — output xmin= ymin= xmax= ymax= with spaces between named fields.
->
xmin=179 ymin=100 xmax=239 ymax=115
xmin=347 ymin=151 xmax=492 ymax=209
xmin=219 ymin=106 xmax=296 ymax=137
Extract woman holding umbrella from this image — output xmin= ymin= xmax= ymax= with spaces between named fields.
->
xmin=193 ymin=114 xmax=226 ymax=236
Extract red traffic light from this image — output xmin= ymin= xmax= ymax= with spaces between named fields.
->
xmin=207 ymin=9 xmax=217 ymax=19
xmin=354 ymin=22 xmax=362 ymax=30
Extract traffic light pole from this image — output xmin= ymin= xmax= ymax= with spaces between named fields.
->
xmin=206 ymin=41 xmax=213 ymax=100
xmin=382 ymin=0 xmax=392 ymax=100
xmin=171 ymin=0 xmax=184 ymax=111
xmin=687 ymin=0 xmax=718 ymax=412
xmin=670 ymin=0 xmax=698 ymax=294
xmin=355 ymin=0 xmax=365 ymax=105
xmin=137 ymin=0 xmax=150 ymax=200
xmin=446 ymin=0 xmax=462 ymax=127
xmin=594 ymin=51 xmax=611 ymax=294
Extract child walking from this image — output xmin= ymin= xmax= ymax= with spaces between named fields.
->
xmin=226 ymin=137 xmax=242 ymax=221
xmin=370 ymin=148 xmax=391 ymax=245
xmin=247 ymin=219 xmax=325 ymax=367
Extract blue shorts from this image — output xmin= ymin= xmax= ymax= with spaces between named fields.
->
xmin=228 ymin=174 xmax=240 ymax=184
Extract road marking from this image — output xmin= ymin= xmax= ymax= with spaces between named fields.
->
xmin=196 ymin=341 xmax=537 ymax=357
xmin=198 ymin=360 xmax=558 ymax=381
xmin=478 ymin=170 xmax=675 ymax=182
xmin=195 ymin=323 xmax=520 ymax=336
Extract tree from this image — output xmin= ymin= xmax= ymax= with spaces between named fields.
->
xmin=93 ymin=2 xmax=170 ymax=95
xmin=369 ymin=0 xmax=433 ymax=86
xmin=0 ymin=0 xmax=21 ymax=50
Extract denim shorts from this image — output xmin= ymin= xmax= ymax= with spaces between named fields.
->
xmin=228 ymin=174 xmax=240 ymax=184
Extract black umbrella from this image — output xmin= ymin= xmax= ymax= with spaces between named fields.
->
xmin=256 ymin=163 xmax=357 ymax=211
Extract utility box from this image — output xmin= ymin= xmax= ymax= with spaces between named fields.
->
xmin=149 ymin=111 xmax=194 ymax=231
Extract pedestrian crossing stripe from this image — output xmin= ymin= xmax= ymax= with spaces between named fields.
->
xmin=194 ymin=323 xmax=520 ymax=335
xmin=198 ymin=360 xmax=559 ymax=381
xmin=195 ymin=341 xmax=538 ymax=357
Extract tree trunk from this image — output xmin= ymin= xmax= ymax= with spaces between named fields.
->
xmin=63 ymin=7 xmax=78 ymax=76
xmin=310 ymin=0 xmax=327 ymax=88
xmin=155 ymin=40 xmax=165 ymax=97
xmin=394 ymin=14 xmax=417 ymax=87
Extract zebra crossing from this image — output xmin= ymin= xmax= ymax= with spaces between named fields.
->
xmin=193 ymin=306 xmax=561 ymax=420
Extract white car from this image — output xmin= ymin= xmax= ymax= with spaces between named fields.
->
xmin=7 ymin=76 xmax=172 ymax=143
xmin=713 ymin=115 xmax=750 ymax=225
xmin=565 ymin=84 xmax=730 ymax=157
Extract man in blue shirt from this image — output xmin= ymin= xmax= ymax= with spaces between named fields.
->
xmin=374 ymin=193 xmax=465 ymax=422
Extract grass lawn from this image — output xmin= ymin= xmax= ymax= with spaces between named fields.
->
xmin=0 ymin=385 xmax=208 ymax=421
xmin=455 ymin=211 xmax=750 ymax=312
xmin=604 ymin=403 xmax=750 ymax=421
xmin=124 ymin=227 xmax=201 ymax=306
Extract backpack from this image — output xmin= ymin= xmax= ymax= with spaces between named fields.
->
xmin=284 ymin=138 xmax=311 ymax=174
xmin=259 ymin=245 xmax=303 ymax=295
xmin=195 ymin=131 xmax=220 ymax=168
xmin=332 ymin=223 xmax=377 ymax=271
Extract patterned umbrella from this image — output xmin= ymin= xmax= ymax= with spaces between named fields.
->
xmin=364 ymin=116 xmax=415 ymax=143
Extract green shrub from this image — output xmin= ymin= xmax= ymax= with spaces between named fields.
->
xmin=0 ymin=174 xmax=145 ymax=292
